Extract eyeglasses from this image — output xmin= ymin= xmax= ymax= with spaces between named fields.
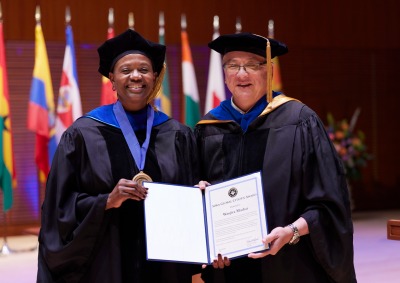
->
xmin=223 ymin=62 xmax=267 ymax=74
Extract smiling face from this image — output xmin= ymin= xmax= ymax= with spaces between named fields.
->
xmin=223 ymin=51 xmax=268 ymax=112
xmin=109 ymin=53 xmax=157 ymax=111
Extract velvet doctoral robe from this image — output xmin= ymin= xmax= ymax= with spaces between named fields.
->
xmin=37 ymin=105 xmax=199 ymax=283
xmin=195 ymin=96 xmax=356 ymax=283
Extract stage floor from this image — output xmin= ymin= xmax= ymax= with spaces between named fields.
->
xmin=1 ymin=209 xmax=399 ymax=283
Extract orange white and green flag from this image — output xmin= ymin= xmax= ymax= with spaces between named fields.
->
xmin=271 ymin=56 xmax=282 ymax=91
xmin=0 ymin=20 xmax=16 ymax=212
xmin=181 ymin=15 xmax=200 ymax=128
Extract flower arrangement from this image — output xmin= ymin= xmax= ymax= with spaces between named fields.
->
xmin=325 ymin=108 xmax=372 ymax=181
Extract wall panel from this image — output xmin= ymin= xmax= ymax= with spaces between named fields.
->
xmin=0 ymin=0 xmax=399 ymax=235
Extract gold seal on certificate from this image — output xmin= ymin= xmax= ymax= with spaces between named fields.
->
xmin=133 ymin=171 xmax=152 ymax=186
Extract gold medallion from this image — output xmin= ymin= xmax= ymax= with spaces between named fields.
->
xmin=132 ymin=171 xmax=153 ymax=186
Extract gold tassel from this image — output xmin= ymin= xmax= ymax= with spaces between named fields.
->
xmin=147 ymin=63 xmax=166 ymax=110
xmin=266 ymin=40 xmax=272 ymax=103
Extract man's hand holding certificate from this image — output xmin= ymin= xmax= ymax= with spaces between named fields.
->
xmin=143 ymin=172 xmax=268 ymax=264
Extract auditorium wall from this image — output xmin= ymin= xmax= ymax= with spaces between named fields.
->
xmin=0 ymin=0 xmax=399 ymax=235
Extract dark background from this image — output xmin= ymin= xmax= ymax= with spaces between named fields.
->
xmin=1 ymin=0 xmax=399 ymax=235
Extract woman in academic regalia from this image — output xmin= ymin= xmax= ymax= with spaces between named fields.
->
xmin=37 ymin=29 xmax=198 ymax=283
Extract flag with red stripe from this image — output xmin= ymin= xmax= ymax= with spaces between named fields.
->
xmin=100 ymin=27 xmax=117 ymax=105
xmin=55 ymin=24 xmax=82 ymax=143
xmin=27 ymin=23 xmax=57 ymax=183
xmin=205 ymin=30 xmax=225 ymax=114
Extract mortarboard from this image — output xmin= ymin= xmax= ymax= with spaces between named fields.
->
xmin=208 ymin=32 xmax=288 ymax=59
xmin=97 ymin=29 xmax=166 ymax=78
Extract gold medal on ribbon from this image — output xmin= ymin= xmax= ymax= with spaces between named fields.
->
xmin=132 ymin=171 xmax=152 ymax=186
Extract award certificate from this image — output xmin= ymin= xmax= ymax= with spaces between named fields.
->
xmin=143 ymin=172 xmax=268 ymax=264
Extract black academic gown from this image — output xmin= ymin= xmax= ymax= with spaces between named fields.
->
xmin=195 ymin=99 xmax=357 ymax=283
xmin=37 ymin=107 xmax=199 ymax=283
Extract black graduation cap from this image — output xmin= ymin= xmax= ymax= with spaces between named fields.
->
xmin=208 ymin=32 xmax=288 ymax=59
xmin=97 ymin=29 xmax=166 ymax=78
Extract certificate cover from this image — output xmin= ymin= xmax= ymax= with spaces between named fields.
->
xmin=143 ymin=171 xmax=268 ymax=264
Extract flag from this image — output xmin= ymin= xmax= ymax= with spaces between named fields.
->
xmin=181 ymin=29 xmax=200 ymax=128
xmin=204 ymin=30 xmax=225 ymax=114
xmin=157 ymin=12 xmax=171 ymax=116
xmin=55 ymin=24 xmax=82 ymax=143
xmin=27 ymin=23 xmax=57 ymax=183
xmin=100 ymin=27 xmax=117 ymax=105
xmin=0 ymin=21 xmax=15 ymax=211
xmin=271 ymin=56 xmax=283 ymax=91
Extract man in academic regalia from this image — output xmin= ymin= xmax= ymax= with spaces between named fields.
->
xmin=195 ymin=32 xmax=357 ymax=283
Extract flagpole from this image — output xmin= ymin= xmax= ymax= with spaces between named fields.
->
xmin=180 ymin=14 xmax=186 ymax=123
xmin=268 ymin=19 xmax=283 ymax=92
xmin=0 ymin=211 xmax=37 ymax=254
xmin=0 ymin=210 xmax=12 ymax=254
xmin=0 ymin=2 xmax=12 ymax=255
xmin=159 ymin=11 xmax=165 ymax=33
xmin=35 ymin=4 xmax=43 ymax=239
xmin=153 ymin=11 xmax=164 ymax=112
xmin=268 ymin=19 xmax=274 ymax=38
xmin=65 ymin=6 xmax=71 ymax=26
xmin=108 ymin=7 xmax=114 ymax=29
xmin=128 ymin=12 xmax=134 ymax=30
xmin=235 ymin=17 xmax=242 ymax=33
xmin=100 ymin=8 xmax=116 ymax=105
